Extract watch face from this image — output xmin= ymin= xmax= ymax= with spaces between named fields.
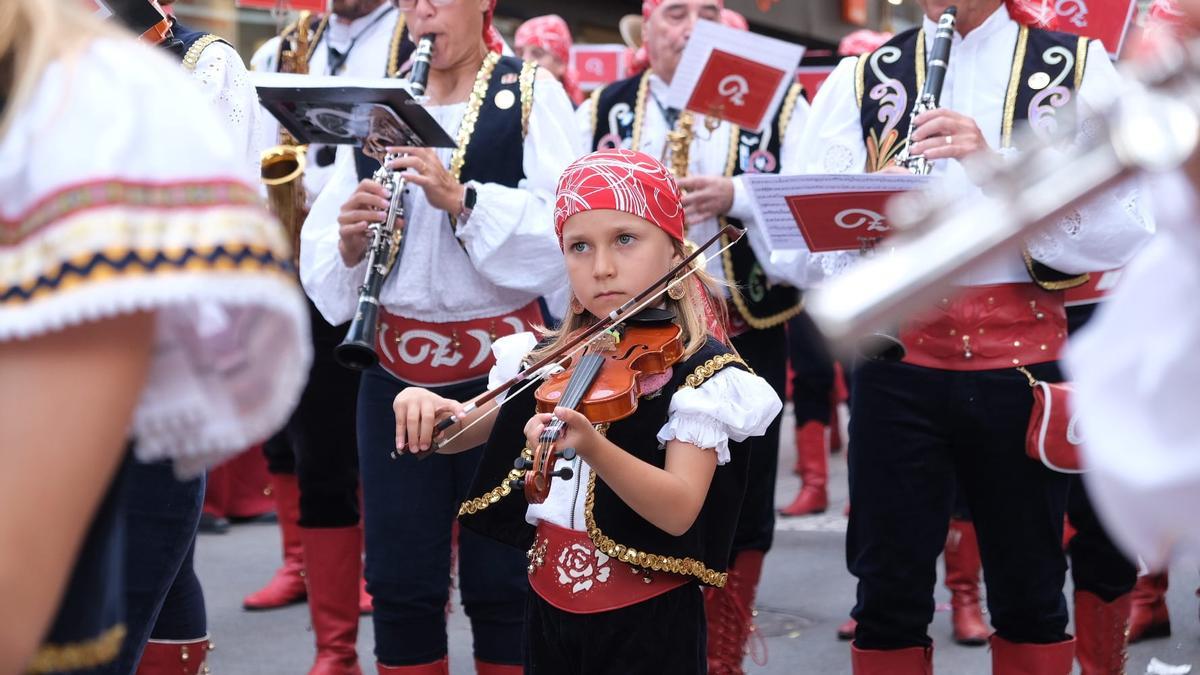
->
xmin=464 ymin=186 xmax=477 ymax=209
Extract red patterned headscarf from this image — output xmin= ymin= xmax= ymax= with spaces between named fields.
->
xmin=554 ymin=149 xmax=685 ymax=246
xmin=1004 ymin=0 xmax=1055 ymax=26
xmin=483 ymin=0 xmax=504 ymax=54
xmin=838 ymin=29 xmax=893 ymax=56
xmin=515 ymin=14 xmax=583 ymax=104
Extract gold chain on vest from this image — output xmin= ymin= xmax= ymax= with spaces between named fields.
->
xmin=449 ymin=51 xmax=502 ymax=183
xmin=27 ymin=624 xmax=127 ymax=674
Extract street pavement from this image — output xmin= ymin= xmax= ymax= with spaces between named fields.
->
xmin=196 ymin=406 xmax=1200 ymax=674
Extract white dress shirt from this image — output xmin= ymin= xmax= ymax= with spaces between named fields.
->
xmin=789 ymin=5 xmax=1153 ymax=287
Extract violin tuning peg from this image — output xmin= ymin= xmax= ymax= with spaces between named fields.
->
xmin=513 ymin=457 xmax=534 ymax=470
xmin=556 ymin=447 xmax=577 ymax=461
xmin=510 ymin=478 xmax=526 ymax=490
xmin=551 ymin=467 xmax=574 ymax=481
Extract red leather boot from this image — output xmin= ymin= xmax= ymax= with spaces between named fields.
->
xmin=303 ymin=525 xmax=364 ymax=675
xmin=990 ymin=635 xmax=1075 ymax=675
xmin=944 ymin=519 xmax=990 ymax=645
xmin=849 ymin=644 xmax=932 ymax=675
xmin=1074 ymin=590 xmax=1131 ymax=675
xmin=780 ymin=421 xmax=829 ymax=516
xmin=376 ymin=659 xmax=449 ymax=674
xmin=243 ymin=473 xmax=306 ymax=610
xmin=1128 ymin=572 xmax=1171 ymax=643
xmin=705 ymin=549 xmax=767 ymax=675
xmin=474 ymin=660 xmax=522 ymax=674
xmin=134 ymin=636 xmax=212 ymax=675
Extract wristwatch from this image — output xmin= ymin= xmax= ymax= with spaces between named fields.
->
xmin=456 ymin=182 xmax=479 ymax=228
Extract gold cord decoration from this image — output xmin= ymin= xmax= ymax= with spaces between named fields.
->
xmin=631 ymin=70 xmax=651 ymax=151
xmin=519 ymin=60 xmax=538 ymax=139
xmin=449 ymin=51 xmax=502 ymax=182
xmin=387 ymin=14 xmax=407 ymax=78
xmin=1002 ymin=26 xmax=1030 ymax=150
xmin=182 ymin=34 xmax=225 ymax=72
xmin=778 ymin=83 xmax=805 ymax=139
xmin=27 ymin=624 xmax=127 ymax=674
xmin=584 ymin=472 xmax=728 ymax=587
xmin=680 ymin=353 xmax=750 ymax=389
xmin=458 ymin=445 xmax=532 ymax=516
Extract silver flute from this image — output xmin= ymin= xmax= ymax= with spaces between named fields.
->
xmin=807 ymin=36 xmax=1200 ymax=354
xmin=335 ymin=34 xmax=436 ymax=371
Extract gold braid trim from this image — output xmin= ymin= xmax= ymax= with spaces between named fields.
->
xmin=308 ymin=15 xmax=330 ymax=62
xmin=718 ymin=221 xmax=805 ymax=329
xmin=631 ymin=70 xmax=651 ymax=151
xmin=681 ymin=353 xmax=750 ymax=389
xmin=778 ymin=82 xmax=805 ymax=140
xmin=449 ymin=51 xmax=501 ymax=182
xmin=1002 ymin=26 xmax=1030 ymax=150
xmin=182 ymin=35 xmax=225 ymax=72
xmin=387 ymin=14 xmax=407 ymax=78
xmin=584 ymin=472 xmax=728 ymax=587
xmin=458 ymin=446 xmax=531 ymax=516
xmin=588 ymin=86 xmax=604 ymax=138
xmin=27 ymin=624 xmax=126 ymax=674
xmin=914 ymin=29 xmax=926 ymax=100
xmin=1021 ymin=249 xmax=1090 ymax=291
xmin=854 ymin=54 xmax=868 ymax=109
xmin=1074 ymin=37 xmax=1089 ymax=90
xmin=519 ymin=60 xmax=538 ymax=139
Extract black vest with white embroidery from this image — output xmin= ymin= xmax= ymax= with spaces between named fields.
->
xmin=588 ymin=72 xmax=807 ymax=330
xmin=458 ymin=336 xmax=751 ymax=588
xmin=856 ymin=24 xmax=1092 ymax=290
xmin=353 ymin=54 xmax=534 ymax=190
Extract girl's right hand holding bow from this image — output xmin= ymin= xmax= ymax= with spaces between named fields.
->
xmin=392 ymin=388 xmax=499 ymax=456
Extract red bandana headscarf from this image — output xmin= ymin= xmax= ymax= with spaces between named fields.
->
xmin=554 ymin=149 xmax=729 ymax=341
xmin=554 ymin=149 xmax=685 ymax=246
xmin=482 ymin=0 xmax=504 ymax=53
xmin=515 ymin=14 xmax=583 ymax=104
xmin=1004 ymin=0 xmax=1054 ymax=26
xmin=838 ymin=29 xmax=893 ymax=56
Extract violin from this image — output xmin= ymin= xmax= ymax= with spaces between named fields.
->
xmin=511 ymin=310 xmax=684 ymax=504
xmin=101 ymin=0 xmax=172 ymax=45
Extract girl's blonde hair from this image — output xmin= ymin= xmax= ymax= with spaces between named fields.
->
xmin=529 ymin=240 xmax=729 ymax=364
xmin=0 ymin=1 xmax=108 ymax=136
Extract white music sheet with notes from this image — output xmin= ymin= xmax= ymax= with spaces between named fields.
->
xmin=743 ymin=174 xmax=934 ymax=252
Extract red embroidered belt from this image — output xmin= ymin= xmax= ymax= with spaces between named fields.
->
xmin=900 ymin=283 xmax=1067 ymax=372
xmin=375 ymin=301 xmax=543 ymax=386
xmin=528 ymin=520 xmax=689 ymax=614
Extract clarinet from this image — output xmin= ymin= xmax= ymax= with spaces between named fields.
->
xmin=896 ymin=6 xmax=957 ymax=175
xmin=335 ymin=35 xmax=436 ymax=371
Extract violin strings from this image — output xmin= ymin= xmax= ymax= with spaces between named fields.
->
xmin=429 ymin=236 xmax=740 ymax=451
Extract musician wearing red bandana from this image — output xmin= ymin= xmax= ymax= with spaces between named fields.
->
xmin=300 ymin=0 xmax=579 ymax=671
xmin=792 ymin=1 xmax=1153 ymax=672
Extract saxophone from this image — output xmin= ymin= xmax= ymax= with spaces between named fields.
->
xmin=261 ymin=10 xmax=316 ymax=264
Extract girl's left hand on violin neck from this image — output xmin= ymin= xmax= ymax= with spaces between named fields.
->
xmin=524 ymin=408 xmax=604 ymax=460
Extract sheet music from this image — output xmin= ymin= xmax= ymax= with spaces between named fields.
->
xmin=744 ymin=174 xmax=933 ymax=251
xmin=666 ymin=19 xmax=804 ymax=132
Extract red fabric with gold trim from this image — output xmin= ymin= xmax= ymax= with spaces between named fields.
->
xmin=554 ymin=149 xmax=685 ymax=246
xmin=528 ymin=520 xmax=689 ymax=614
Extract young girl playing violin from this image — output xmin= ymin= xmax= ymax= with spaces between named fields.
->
xmin=392 ymin=148 xmax=781 ymax=674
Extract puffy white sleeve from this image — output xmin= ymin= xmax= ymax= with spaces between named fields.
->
xmin=298 ymin=147 xmax=366 ymax=326
xmin=731 ymin=93 xmax=813 ymax=288
xmin=189 ymin=41 xmax=263 ymax=184
xmin=453 ymin=75 xmax=577 ymax=295
xmin=1024 ymin=40 xmax=1155 ymax=273
xmin=785 ymin=57 xmax=869 ymax=284
xmin=657 ymin=368 xmax=782 ymax=465
xmin=1065 ymin=171 xmax=1200 ymax=568
xmin=0 ymin=39 xmax=309 ymax=477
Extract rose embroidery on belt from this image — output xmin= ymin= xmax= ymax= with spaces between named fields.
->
xmin=556 ymin=543 xmax=611 ymax=593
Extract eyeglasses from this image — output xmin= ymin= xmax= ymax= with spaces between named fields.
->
xmin=395 ymin=0 xmax=456 ymax=10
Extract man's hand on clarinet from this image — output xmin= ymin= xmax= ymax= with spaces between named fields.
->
xmin=907 ymin=108 xmax=992 ymax=163
xmin=386 ymin=146 xmax=466 ymax=218
xmin=337 ymin=179 xmax=391 ymax=266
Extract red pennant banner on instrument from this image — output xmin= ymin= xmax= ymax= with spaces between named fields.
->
xmin=785 ymin=191 xmax=906 ymax=253
xmin=237 ymin=0 xmax=329 ymax=12
xmin=1040 ymin=0 xmax=1138 ymax=58
xmin=686 ymin=50 xmax=786 ymax=130
xmin=795 ymin=66 xmax=835 ymax=100
xmin=1064 ymin=268 xmax=1124 ymax=306
xmin=571 ymin=45 xmax=629 ymax=90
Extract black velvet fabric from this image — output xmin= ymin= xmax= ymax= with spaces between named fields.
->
xmin=524 ymin=583 xmax=706 ymax=675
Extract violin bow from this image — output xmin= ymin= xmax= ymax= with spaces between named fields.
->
xmin=398 ymin=222 xmax=747 ymax=458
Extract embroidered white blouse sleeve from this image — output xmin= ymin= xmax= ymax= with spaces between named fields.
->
xmin=190 ymin=42 xmax=263 ymax=184
xmin=298 ymin=148 xmax=366 ymax=326
xmin=1023 ymin=40 xmax=1155 ymax=274
xmin=657 ymin=368 xmax=782 ymax=465
xmin=453 ymin=76 xmax=576 ymax=296
xmin=0 ymin=38 xmax=310 ymax=477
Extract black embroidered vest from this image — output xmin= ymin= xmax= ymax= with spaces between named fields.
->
xmin=589 ymin=73 xmax=806 ymax=329
xmin=353 ymin=54 xmax=535 ymax=189
xmin=279 ymin=10 xmax=412 ymax=78
xmin=458 ymin=337 xmax=752 ymax=587
xmin=856 ymin=24 xmax=1092 ymax=289
xmin=161 ymin=19 xmax=229 ymax=65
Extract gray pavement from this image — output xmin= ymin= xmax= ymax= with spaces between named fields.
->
xmin=196 ymin=407 xmax=1200 ymax=674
